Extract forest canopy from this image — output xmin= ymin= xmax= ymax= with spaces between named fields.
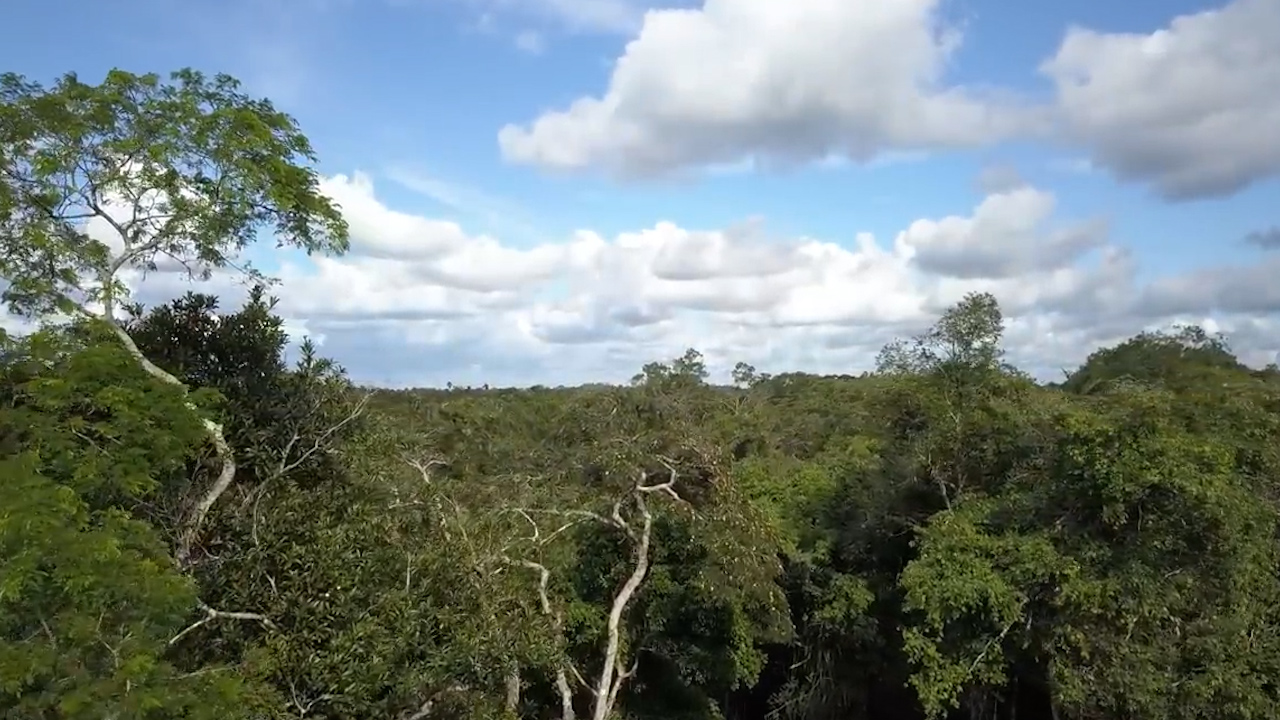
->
xmin=4 ymin=68 xmax=1280 ymax=720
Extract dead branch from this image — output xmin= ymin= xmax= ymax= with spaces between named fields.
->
xmin=175 ymin=416 xmax=235 ymax=569
xmin=498 ymin=460 xmax=692 ymax=720
xmin=100 ymin=321 xmax=235 ymax=570
xmin=506 ymin=506 xmax=612 ymax=528
xmin=273 ymin=390 xmax=372 ymax=481
xmin=508 ymin=558 xmax=577 ymax=719
xmin=641 ymin=456 xmax=688 ymax=506
xmin=287 ymin=677 xmax=338 ymax=717
xmin=611 ymin=496 xmax=636 ymax=541
xmin=62 ymin=288 xmax=233 ymax=571
xmin=589 ymin=465 xmax=690 ymax=720
xmin=502 ymin=509 xmax=591 ymax=556
xmin=404 ymin=454 xmax=447 ymax=485
xmin=590 ymin=488 xmax=655 ymax=720
xmin=168 ymin=600 xmax=276 ymax=646
xmin=505 ymin=667 xmax=521 ymax=715
xmin=604 ymin=655 xmax=639 ymax=714
xmin=566 ymin=661 xmax=596 ymax=697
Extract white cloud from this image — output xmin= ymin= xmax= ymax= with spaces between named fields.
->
xmin=493 ymin=0 xmax=1278 ymax=199
xmin=975 ymin=163 xmax=1027 ymax=194
xmin=319 ymin=173 xmax=471 ymax=260
xmin=498 ymin=0 xmax=1037 ymax=177
xmin=6 ymin=172 xmax=1278 ymax=387
xmin=1041 ymin=0 xmax=1280 ymax=199
xmin=896 ymin=187 xmax=1107 ymax=279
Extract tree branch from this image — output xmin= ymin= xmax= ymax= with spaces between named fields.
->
xmin=273 ymin=390 xmax=371 ymax=481
xmin=501 ymin=461 xmax=691 ymax=720
xmin=404 ymin=454 xmax=447 ymax=485
xmin=402 ymin=684 xmax=469 ymax=720
xmin=591 ymin=488 xmax=654 ymax=720
xmin=168 ymin=600 xmax=275 ymax=646
xmin=506 ymin=666 xmax=521 ymax=714
xmin=70 ymin=303 xmax=234 ymax=569
xmin=605 ymin=655 xmax=639 ymax=714
xmin=509 ymin=557 xmax=576 ymax=720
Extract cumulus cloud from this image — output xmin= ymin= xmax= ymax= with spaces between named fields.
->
xmin=1134 ymin=256 xmax=1280 ymax=319
xmin=6 ymin=172 xmax=1278 ymax=386
xmin=494 ymin=0 xmax=1278 ymax=200
xmin=1041 ymin=0 xmax=1280 ymax=199
xmin=498 ymin=0 xmax=1037 ymax=177
xmin=896 ymin=187 xmax=1108 ymax=279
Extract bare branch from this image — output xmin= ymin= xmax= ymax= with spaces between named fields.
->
xmin=592 ymin=489 xmax=655 ymax=720
xmin=404 ymin=454 xmax=447 ymax=485
xmin=554 ymin=666 xmax=577 ymax=720
xmin=542 ymin=517 xmax=587 ymax=547
xmin=61 ymin=301 xmax=236 ymax=570
xmin=566 ymin=661 xmax=597 ymax=697
xmin=605 ymin=655 xmax=640 ymax=713
xmin=508 ymin=557 xmax=576 ymax=720
xmin=404 ymin=550 xmax=413 ymax=593
xmin=516 ymin=558 xmax=554 ymax=616
xmin=503 ymin=506 xmax=613 ymax=529
xmin=967 ymin=617 xmax=1018 ymax=676
xmin=497 ymin=460 xmax=694 ymax=720
xmin=640 ymin=456 xmax=688 ymax=505
xmin=286 ymin=677 xmax=338 ymax=717
xmin=516 ymin=508 xmax=541 ymax=544
xmin=506 ymin=667 xmax=521 ymax=715
xmin=273 ymin=390 xmax=371 ymax=481
xmin=501 ymin=509 xmax=591 ymax=557
xmin=175 ymin=417 xmax=236 ymax=568
xmin=168 ymin=600 xmax=275 ymax=646
xmin=611 ymin=497 xmax=636 ymax=541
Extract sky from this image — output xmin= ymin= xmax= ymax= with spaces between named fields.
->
xmin=2 ymin=0 xmax=1279 ymax=387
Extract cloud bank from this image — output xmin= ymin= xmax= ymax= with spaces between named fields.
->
xmin=10 ymin=170 xmax=1271 ymax=388
xmin=499 ymin=0 xmax=1280 ymax=198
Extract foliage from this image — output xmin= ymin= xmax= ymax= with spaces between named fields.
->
xmin=0 ymin=67 xmax=347 ymax=318
xmin=0 ymin=329 xmax=248 ymax=719
xmin=6 ymin=65 xmax=1280 ymax=720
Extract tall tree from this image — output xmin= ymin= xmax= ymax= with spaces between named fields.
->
xmin=0 ymin=68 xmax=349 ymax=568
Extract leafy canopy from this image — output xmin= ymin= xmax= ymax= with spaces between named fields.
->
xmin=0 ymin=68 xmax=348 ymax=318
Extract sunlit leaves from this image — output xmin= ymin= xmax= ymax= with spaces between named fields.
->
xmin=0 ymin=333 xmax=247 ymax=718
xmin=0 ymin=68 xmax=348 ymax=318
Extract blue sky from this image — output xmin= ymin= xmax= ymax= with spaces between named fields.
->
xmin=3 ymin=0 xmax=1279 ymax=386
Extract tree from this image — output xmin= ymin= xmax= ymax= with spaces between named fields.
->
xmin=0 ymin=67 xmax=349 ymax=569
xmin=0 ymin=328 xmax=251 ymax=719
xmin=380 ymin=371 xmax=789 ymax=720
xmin=875 ymin=292 xmax=1006 ymax=378
xmin=632 ymin=348 xmax=708 ymax=388
xmin=1062 ymin=325 xmax=1245 ymax=395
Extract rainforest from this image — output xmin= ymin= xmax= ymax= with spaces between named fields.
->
xmin=3 ymin=68 xmax=1280 ymax=720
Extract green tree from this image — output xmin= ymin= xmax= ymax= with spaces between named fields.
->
xmin=0 ymin=328 xmax=251 ymax=719
xmin=0 ymin=67 xmax=349 ymax=569
xmin=1062 ymin=325 xmax=1245 ymax=395
xmin=119 ymin=290 xmax=554 ymax=719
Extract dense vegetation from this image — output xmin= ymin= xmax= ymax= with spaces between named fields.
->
xmin=4 ymin=68 xmax=1280 ymax=720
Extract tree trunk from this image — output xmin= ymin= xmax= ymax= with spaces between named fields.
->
xmin=590 ymin=492 xmax=654 ymax=720
xmin=99 ymin=315 xmax=236 ymax=568
xmin=505 ymin=668 xmax=520 ymax=716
